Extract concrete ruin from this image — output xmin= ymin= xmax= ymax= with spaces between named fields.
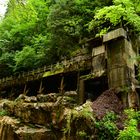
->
xmin=0 ymin=28 xmax=139 ymax=108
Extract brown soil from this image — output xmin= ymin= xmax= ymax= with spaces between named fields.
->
xmin=91 ymin=89 xmax=124 ymax=120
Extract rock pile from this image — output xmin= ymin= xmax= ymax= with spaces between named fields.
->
xmin=0 ymin=89 xmax=125 ymax=140
xmin=0 ymin=91 xmax=78 ymax=140
xmin=92 ymin=89 xmax=124 ymax=119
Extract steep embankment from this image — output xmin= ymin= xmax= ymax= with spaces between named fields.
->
xmin=0 ymin=89 xmax=125 ymax=140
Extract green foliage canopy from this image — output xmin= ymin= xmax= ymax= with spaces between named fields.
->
xmin=89 ymin=0 xmax=140 ymax=36
xmin=0 ymin=0 xmax=140 ymax=77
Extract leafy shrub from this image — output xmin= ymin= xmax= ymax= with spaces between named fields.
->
xmin=95 ymin=112 xmax=119 ymax=140
xmin=117 ymin=109 xmax=140 ymax=140
xmin=117 ymin=119 xmax=140 ymax=140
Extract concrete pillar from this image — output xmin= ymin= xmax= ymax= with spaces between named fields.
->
xmin=78 ymin=79 xmax=85 ymax=104
xmin=38 ymin=80 xmax=44 ymax=94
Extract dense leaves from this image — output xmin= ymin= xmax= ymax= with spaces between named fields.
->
xmin=89 ymin=0 xmax=140 ymax=36
xmin=0 ymin=0 xmax=140 ymax=76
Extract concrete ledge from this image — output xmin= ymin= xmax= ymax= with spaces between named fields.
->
xmin=103 ymin=28 xmax=127 ymax=43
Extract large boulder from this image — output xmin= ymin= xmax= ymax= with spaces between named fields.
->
xmin=0 ymin=116 xmax=62 ymax=140
xmin=0 ymin=116 xmax=19 ymax=140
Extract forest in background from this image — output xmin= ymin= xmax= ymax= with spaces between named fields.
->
xmin=0 ymin=0 xmax=140 ymax=78
xmin=1 ymin=1 xmax=140 ymax=140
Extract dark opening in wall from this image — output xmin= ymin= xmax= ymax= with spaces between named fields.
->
xmin=80 ymin=70 xmax=91 ymax=76
xmin=84 ymin=76 xmax=108 ymax=101
xmin=64 ymin=72 xmax=77 ymax=91
xmin=0 ymin=84 xmax=25 ymax=99
xmin=7 ymin=71 xmax=82 ymax=97
xmin=42 ymin=72 xmax=78 ymax=94
xmin=26 ymin=80 xmax=41 ymax=96
xmin=43 ymin=75 xmax=61 ymax=94
xmin=135 ymin=65 xmax=139 ymax=81
xmin=136 ymin=87 xmax=140 ymax=108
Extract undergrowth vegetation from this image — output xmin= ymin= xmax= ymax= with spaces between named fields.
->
xmin=95 ymin=112 xmax=119 ymax=140
xmin=0 ymin=97 xmax=140 ymax=139
xmin=62 ymin=103 xmax=140 ymax=140
xmin=117 ymin=109 xmax=140 ymax=140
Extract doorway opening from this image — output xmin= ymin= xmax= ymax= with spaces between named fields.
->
xmin=84 ymin=76 xmax=108 ymax=101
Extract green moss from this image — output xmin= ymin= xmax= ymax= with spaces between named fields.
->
xmin=80 ymin=70 xmax=106 ymax=80
xmin=0 ymin=109 xmax=8 ymax=116
xmin=63 ymin=102 xmax=95 ymax=139
xmin=80 ymin=73 xmax=97 ymax=80
xmin=43 ymin=68 xmax=64 ymax=77
xmin=76 ymin=130 xmax=87 ymax=139
xmin=63 ymin=110 xmax=72 ymax=139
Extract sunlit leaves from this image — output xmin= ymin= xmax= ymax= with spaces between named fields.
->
xmin=95 ymin=5 xmax=125 ymax=26
xmin=89 ymin=0 xmax=140 ymax=36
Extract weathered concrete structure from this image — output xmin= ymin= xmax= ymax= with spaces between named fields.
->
xmin=78 ymin=28 xmax=140 ymax=108
xmin=0 ymin=28 xmax=139 ymax=108
xmin=103 ymin=28 xmax=139 ymax=108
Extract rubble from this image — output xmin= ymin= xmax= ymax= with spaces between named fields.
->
xmin=92 ymin=89 xmax=124 ymax=119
